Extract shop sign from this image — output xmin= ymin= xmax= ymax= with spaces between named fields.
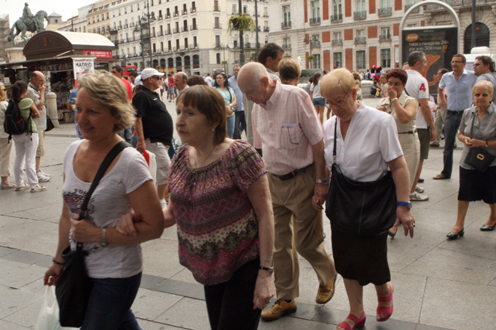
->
xmin=73 ymin=58 xmax=95 ymax=88
xmin=83 ymin=50 xmax=113 ymax=59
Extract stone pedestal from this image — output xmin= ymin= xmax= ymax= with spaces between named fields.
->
xmin=5 ymin=48 xmax=25 ymax=63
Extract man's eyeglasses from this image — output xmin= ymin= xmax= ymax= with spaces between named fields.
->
xmin=327 ymin=90 xmax=351 ymax=108
xmin=387 ymin=81 xmax=403 ymax=87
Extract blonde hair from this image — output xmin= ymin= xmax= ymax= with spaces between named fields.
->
xmin=78 ymin=72 xmax=135 ymax=132
xmin=278 ymin=58 xmax=301 ymax=81
xmin=472 ymin=80 xmax=494 ymax=96
xmin=320 ymin=68 xmax=355 ymax=98
xmin=0 ymin=82 xmax=6 ymax=102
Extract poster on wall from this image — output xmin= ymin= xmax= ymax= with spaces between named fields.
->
xmin=401 ymin=27 xmax=458 ymax=95
xmin=72 ymin=58 xmax=95 ymax=88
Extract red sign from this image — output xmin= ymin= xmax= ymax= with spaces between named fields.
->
xmin=83 ymin=50 xmax=113 ymax=59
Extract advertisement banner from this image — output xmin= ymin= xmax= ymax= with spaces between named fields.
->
xmin=73 ymin=58 xmax=95 ymax=88
xmin=82 ymin=50 xmax=113 ymax=59
xmin=402 ymin=27 xmax=458 ymax=95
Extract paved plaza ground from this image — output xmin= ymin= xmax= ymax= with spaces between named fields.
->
xmin=0 ymin=98 xmax=495 ymax=329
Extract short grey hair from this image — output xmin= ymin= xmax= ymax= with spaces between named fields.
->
xmin=407 ymin=51 xmax=425 ymax=67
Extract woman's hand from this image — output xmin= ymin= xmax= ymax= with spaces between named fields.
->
xmin=116 ymin=211 xmax=141 ymax=236
xmin=226 ymin=106 xmax=233 ymax=116
xmin=253 ymin=270 xmax=275 ymax=310
xmin=387 ymin=85 xmax=398 ymax=100
xmin=44 ymin=263 xmax=64 ymax=286
xmin=396 ymin=207 xmax=415 ymax=238
xmin=71 ymin=217 xmax=101 ymax=243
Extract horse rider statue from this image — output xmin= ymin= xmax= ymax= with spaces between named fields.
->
xmin=22 ymin=3 xmax=41 ymax=31
xmin=8 ymin=3 xmax=48 ymax=43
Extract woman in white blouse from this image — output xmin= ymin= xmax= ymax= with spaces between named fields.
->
xmin=319 ymin=69 xmax=415 ymax=330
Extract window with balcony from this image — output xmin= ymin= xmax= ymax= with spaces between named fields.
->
xmin=379 ymin=27 xmax=391 ymax=41
xmin=232 ymin=4 xmax=237 ymax=14
xmin=379 ymin=0 xmax=392 ymax=17
xmin=381 ymin=49 xmax=391 ymax=67
xmin=214 ymin=17 xmax=221 ymax=29
xmin=214 ymin=0 xmax=220 ymax=12
xmin=313 ymin=54 xmax=321 ymax=69
xmin=193 ymin=36 xmax=197 ymax=48
xmin=217 ymin=53 xmax=221 ymax=64
xmin=355 ymin=29 xmax=366 ymax=44
xmin=356 ymin=50 xmax=366 ymax=69
xmin=355 ymin=0 xmax=366 ymax=20
xmin=310 ymin=1 xmax=320 ymax=25
xmin=176 ymin=39 xmax=180 ymax=50
xmin=282 ymin=5 xmax=291 ymax=29
xmin=184 ymin=38 xmax=188 ymax=48
xmin=215 ymin=35 xmax=221 ymax=48
xmin=168 ymin=40 xmax=172 ymax=51
xmin=191 ymin=18 xmax=197 ymax=30
xmin=334 ymin=52 xmax=342 ymax=68
xmin=283 ymin=37 xmax=291 ymax=50
xmin=405 ymin=0 xmax=420 ymax=13
xmin=332 ymin=0 xmax=343 ymax=22
xmin=332 ymin=32 xmax=343 ymax=46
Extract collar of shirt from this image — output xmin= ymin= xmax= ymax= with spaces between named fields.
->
xmin=260 ymin=80 xmax=282 ymax=109
xmin=28 ymin=82 xmax=39 ymax=92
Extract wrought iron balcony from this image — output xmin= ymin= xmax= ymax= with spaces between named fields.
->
xmin=283 ymin=43 xmax=291 ymax=50
xmin=331 ymin=13 xmax=343 ymax=22
xmin=332 ymin=39 xmax=343 ymax=46
xmin=310 ymin=40 xmax=321 ymax=48
xmin=355 ymin=37 xmax=367 ymax=44
xmin=378 ymin=7 xmax=392 ymax=17
xmin=182 ymin=9 xmax=188 ymax=15
xmin=281 ymin=21 xmax=291 ymax=29
xmin=214 ymin=24 xmax=222 ymax=29
xmin=190 ymin=25 xmax=197 ymax=31
xmin=354 ymin=11 xmax=367 ymax=20
xmin=309 ymin=17 xmax=321 ymax=25
xmin=379 ymin=34 xmax=391 ymax=42
xmin=404 ymin=4 xmax=420 ymax=13
xmin=181 ymin=26 xmax=188 ymax=32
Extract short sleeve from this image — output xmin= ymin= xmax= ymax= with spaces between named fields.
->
xmin=132 ymin=92 xmax=148 ymax=117
xmin=439 ymin=74 xmax=447 ymax=89
xmin=459 ymin=109 xmax=472 ymax=136
xmin=379 ymin=115 xmax=403 ymax=162
xmin=418 ymin=77 xmax=429 ymax=100
xmin=123 ymin=151 xmax=153 ymax=194
xmin=230 ymin=142 xmax=267 ymax=193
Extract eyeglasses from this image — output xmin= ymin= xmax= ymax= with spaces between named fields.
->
xmin=327 ymin=90 xmax=351 ymax=108
xmin=387 ymin=81 xmax=403 ymax=87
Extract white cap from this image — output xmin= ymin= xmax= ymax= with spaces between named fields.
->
xmin=134 ymin=75 xmax=143 ymax=86
xmin=141 ymin=68 xmax=164 ymax=81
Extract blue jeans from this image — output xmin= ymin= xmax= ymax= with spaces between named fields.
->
xmin=81 ymin=272 xmax=142 ymax=330
xmin=233 ymin=111 xmax=246 ymax=139
xmin=442 ymin=110 xmax=464 ymax=178
xmin=227 ymin=115 xmax=235 ymax=138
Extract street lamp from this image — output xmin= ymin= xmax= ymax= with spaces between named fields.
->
xmin=133 ymin=0 xmax=155 ymax=70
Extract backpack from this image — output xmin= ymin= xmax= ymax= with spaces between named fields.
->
xmin=3 ymin=99 xmax=31 ymax=140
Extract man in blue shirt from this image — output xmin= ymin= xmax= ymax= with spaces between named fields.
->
xmin=228 ymin=65 xmax=246 ymax=139
xmin=435 ymin=54 xmax=477 ymax=179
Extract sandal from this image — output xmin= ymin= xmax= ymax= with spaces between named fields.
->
xmin=377 ymin=282 xmax=393 ymax=322
xmin=30 ymin=185 xmax=47 ymax=193
xmin=15 ymin=183 xmax=29 ymax=191
xmin=337 ymin=310 xmax=366 ymax=330
xmin=1 ymin=182 xmax=16 ymax=190
xmin=433 ymin=173 xmax=450 ymax=180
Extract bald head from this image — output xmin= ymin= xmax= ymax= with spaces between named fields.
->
xmin=238 ymin=62 xmax=276 ymax=104
xmin=30 ymin=71 xmax=45 ymax=88
xmin=320 ymin=68 xmax=355 ymax=98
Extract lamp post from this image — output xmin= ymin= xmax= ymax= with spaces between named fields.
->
xmin=134 ymin=0 xmax=155 ymax=70
xmin=238 ymin=0 xmax=245 ymax=65
xmin=134 ymin=18 xmax=146 ymax=70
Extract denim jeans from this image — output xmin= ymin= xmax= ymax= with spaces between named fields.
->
xmin=233 ymin=111 xmax=246 ymax=139
xmin=81 ymin=272 xmax=142 ymax=330
xmin=226 ymin=115 xmax=235 ymax=138
xmin=442 ymin=110 xmax=464 ymax=178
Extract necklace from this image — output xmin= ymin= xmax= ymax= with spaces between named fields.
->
xmin=190 ymin=145 xmax=217 ymax=193
xmin=192 ymin=144 xmax=216 ymax=169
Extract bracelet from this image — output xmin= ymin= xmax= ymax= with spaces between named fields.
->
xmin=259 ymin=265 xmax=274 ymax=273
xmin=52 ymin=258 xmax=65 ymax=266
xmin=390 ymin=98 xmax=398 ymax=103
xmin=101 ymin=228 xmax=108 ymax=247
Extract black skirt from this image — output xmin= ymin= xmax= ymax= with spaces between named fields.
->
xmin=331 ymin=222 xmax=390 ymax=286
xmin=458 ymin=166 xmax=496 ymax=204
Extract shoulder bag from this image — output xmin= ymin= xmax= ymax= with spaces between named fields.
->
xmin=55 ymin=141 xmax=128 ymax=327
xmin=325 ymin=120 xmax=397 ymax=236
xmin=464 ymin=111 xmax=495 ymax=172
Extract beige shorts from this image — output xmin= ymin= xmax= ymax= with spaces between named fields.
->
xmin=36 ymin=130 xmax=45 ymax=157
xmin=145 ymin=139 xmax=170 ymax=185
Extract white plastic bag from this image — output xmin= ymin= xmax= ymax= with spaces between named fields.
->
xmin=143 ymin=150 xmax=157 ymax=184
xmin=35 ymin=286 xmax=79 ymax=330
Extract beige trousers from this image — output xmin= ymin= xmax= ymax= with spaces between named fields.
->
xmin=268 ymin=164 xmax=336 ymax=300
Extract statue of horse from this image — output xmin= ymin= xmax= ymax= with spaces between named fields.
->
xmin=8 ymin=10 xmax=48 ymax=43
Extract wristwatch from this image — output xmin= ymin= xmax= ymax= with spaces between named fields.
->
xmin=316 ymin=178 xmax=328 ymax=185
xmin=390 ymin=98 xmax=398 ymax=104
xmin=397 ymin=201 xmax=412 ymax=210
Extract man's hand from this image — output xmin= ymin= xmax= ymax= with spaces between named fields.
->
xmin=312 ymin=184 xmax=328 ymax=211
xmin=136 ymin=142 xmax=146 ymax=154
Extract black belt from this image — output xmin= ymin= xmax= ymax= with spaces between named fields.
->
xmin=398 ymin=130 xmax=416 ymax=134
xmin=272 ymin=165 xmax=310 ymax=181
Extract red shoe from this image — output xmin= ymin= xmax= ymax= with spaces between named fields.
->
xmin=337 ymin=310 xmax=366 ymax=330
xmin=376 ymin=282 xmax=394 ymax=322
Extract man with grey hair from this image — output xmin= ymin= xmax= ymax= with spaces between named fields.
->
xmin=237 ymin=62 xmax=337 ymax=322
xmin=174 ymin=72 xmax=189 ymax=93
xmin=27 ymin=71 xmax=50 ymax=182
xmin=474 ymin=55 xmax=496 ymax=103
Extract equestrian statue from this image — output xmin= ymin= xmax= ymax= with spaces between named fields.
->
xmin=8 ymin=3 xmax=48 ymax=43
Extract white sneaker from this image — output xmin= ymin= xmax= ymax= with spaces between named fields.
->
xmin=410 ymin=191 xmax=429 ymax=201
xmin=37 ymin=171 xmax=50 ymax=182
xmin=415 ymin=186 xmax=424 ymax=193
xmin=39 ymin=170 xmax=51 ymax=178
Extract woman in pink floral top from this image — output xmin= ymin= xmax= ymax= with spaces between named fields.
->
xmin=119 ymin=85 xmax=275 ymax=329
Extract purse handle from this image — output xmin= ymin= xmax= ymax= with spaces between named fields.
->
xmin=76 ymin=141 xmax=128 ymax=249
xmin=332 ymin=119 xmax=338 ymax=166
xmin=469 ymin=111 xmax=477 ymax=139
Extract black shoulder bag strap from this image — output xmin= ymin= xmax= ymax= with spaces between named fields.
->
xmin=75 ymin=141 xmax=129 ymax=250
xmin=469 ymin=111 xmax=476 ymax=139
xmin=332 ymin=118 xmax=338 ymax=168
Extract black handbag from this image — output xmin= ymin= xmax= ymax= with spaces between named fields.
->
xmin=325 ymin=120 xmax=396 ymax=236
xmin=464 ymin=112 xmax=495 ymax=173
xmin=55 ymin=141 xmax=128 ymax=327
xmin=45 ymin=116 xmax=54 ymax=132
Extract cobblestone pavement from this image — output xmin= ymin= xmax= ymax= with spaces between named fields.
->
xmin=0 ymin=98 xmax=494 ymax=329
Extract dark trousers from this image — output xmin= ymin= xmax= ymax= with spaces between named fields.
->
xmin=204 ymin=259 xmax=261 ymax=330
xmin=442 ymin=110 xmax=464 ymax=177
xmin=233 ymin=111 xmax=246 ymax=139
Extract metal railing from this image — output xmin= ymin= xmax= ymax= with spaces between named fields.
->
xmin=404 ymin=4 xmax=420 ymax=13
xmin=355 ymin=36 xmax=367 ymax=44
xmin=379 ymin=34 xmax=391 ymax=42
xmin=332 ymin=39 xmax=343 ymax=46
xmin=331 ymin=13 xmax=343 ymax=22
xmin=281 ymin=21 xmax=291 ymax=29
xmin=283 ymin=43 xmax=291 ymax=50
xmin=354 ymin=11 xmax=367 ymax=20
xmin=309 ymin=17 xmax=321 ymax=25
xmin=378 ymin=7 xmax=392 ymax=17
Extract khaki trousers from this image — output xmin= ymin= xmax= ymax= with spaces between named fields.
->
xmin=268 ymin=164 xmax=336 ymax=300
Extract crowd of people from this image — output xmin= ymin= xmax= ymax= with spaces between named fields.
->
xmin=1 ymin=42 xmax=495 ymax=330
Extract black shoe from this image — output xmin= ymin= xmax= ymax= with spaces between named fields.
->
xmin=480 ymin=223 xmax=496 ymax=231
xmin=447 ymin=229 xmax=464 ymax=240
xmin=418 ymin=178 xmax=424 ymax=183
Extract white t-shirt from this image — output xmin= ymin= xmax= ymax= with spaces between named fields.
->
xmin=310 ymin=80 xmax=322 ymax=99
xmin=204 ymin=76 xmax=213 ymax=87
xmin=63 ymin=140 xmax=153 ymax=278
xmin=323 ymin=103 xmax=403 ymax=181
xmin=405 ymin=70 xmax=430 ymax=129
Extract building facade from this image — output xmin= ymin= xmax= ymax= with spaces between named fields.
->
xmin=0 ymin=14 xmax=9 ymax=63
xmin=268 ymin=0 xmax=496 ymax=73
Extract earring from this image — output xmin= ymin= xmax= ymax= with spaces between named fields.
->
xmin=212 ymin=127 xmax=215 ymax=132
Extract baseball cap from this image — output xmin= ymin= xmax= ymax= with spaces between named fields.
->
xmin=134 ymin=75 xmax=143 ymax=86
xmin=141 ymin=68 xmax=164 ymax=81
